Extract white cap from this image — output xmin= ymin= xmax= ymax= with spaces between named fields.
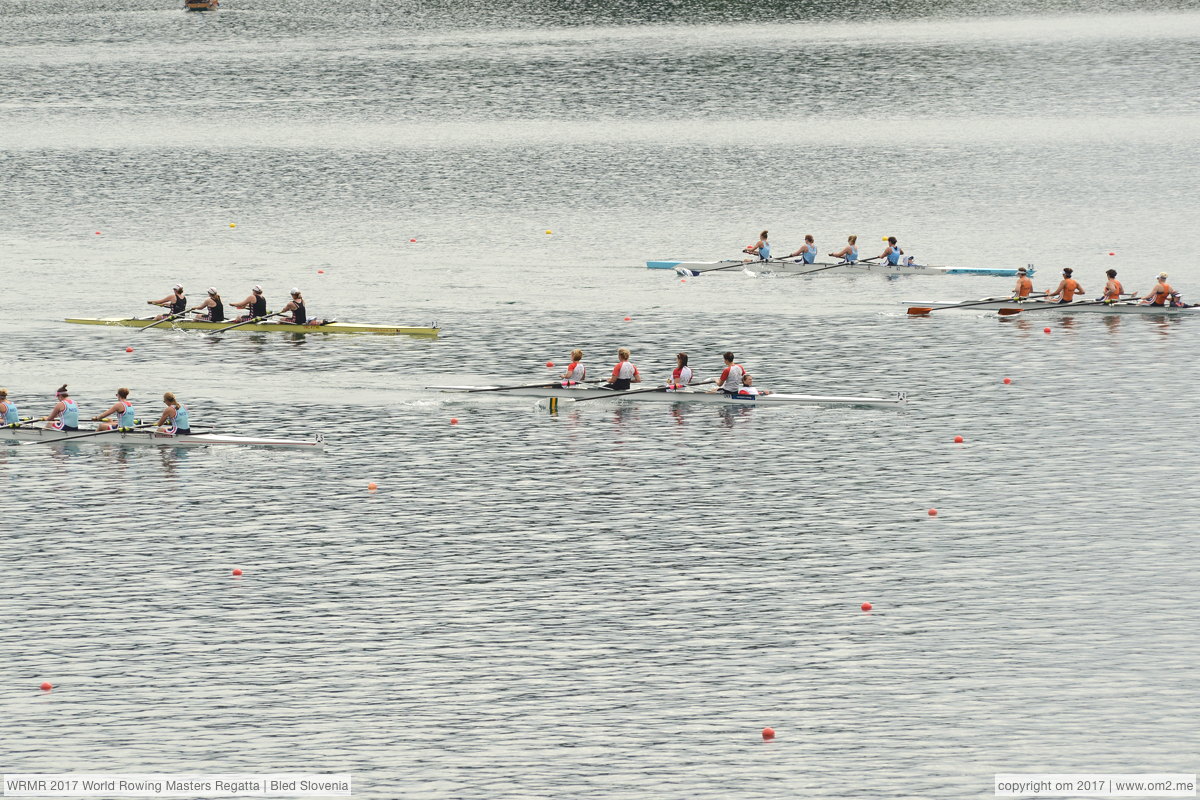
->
xmin=290 ymin=287 xmax=301 ymax=295
xmin=173 ymin=284 xmax=183 ymax=291
xmin=206 ymin=287 xmax=217 ymax=296
xmin=252 ymin=285 xmax=263 ymax=293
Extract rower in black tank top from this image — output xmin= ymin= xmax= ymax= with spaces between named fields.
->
xmin=209 ymin=295 xmax=225 ymax=322
xmin=170 ymin=294 xmax=187 ymax=315
xmin=251 ymin=295 xmax=267 ymax=317
xmin=291 ymin=299 xmax=306 ymax=324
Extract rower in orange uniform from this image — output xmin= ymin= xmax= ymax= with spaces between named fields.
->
xmin=1046 ymin=268 xmax=1084 ymax=304
xmin=1101 ymin=269 xmax=1125 ymax=303
xmin=1012 ymin=266 xmax=1033 ymax=299
xmin=1140 ymin=273 xmax=1173 ymax=306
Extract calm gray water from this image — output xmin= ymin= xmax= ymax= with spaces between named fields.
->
xmin=2 ymin=2 xmax=1199 ymax=798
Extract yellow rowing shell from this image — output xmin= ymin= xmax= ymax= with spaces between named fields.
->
xmin=65 ymin=317 xmax=439 ymax=337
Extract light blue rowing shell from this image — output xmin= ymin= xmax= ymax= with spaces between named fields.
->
xmin=646 ymin=259 xmax=1033 ymax=277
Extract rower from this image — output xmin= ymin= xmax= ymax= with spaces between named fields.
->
xmin=93 ymin=387 xmax=136 ymax=431
xmin=279 ymin=288 xmax=308 ymax=324
xmin=155 ymin=392 xmax=191 ymax=435
xmin=42 ymin=385 xmax=79 ymax=431
xmin=1141 ymin=272 xmax=1173 ymax=306
xmin=668 ymin=352 xmax=693 ymax=390
xmin=1101 ymin=269 xmax=1124 ymax=303
xmin=0 ymin=389 xmax=20 ymax=427
xmin=870 ymin=236 xmax=904 ymax=265
xmin=784 ymin=234 xmax=817 ymax=264
xmin=1012 ymin=266 xmax=1033 ymax=300
xmin=190 ymin=288 xmax=225 ymax=322
xmin=828 ymin=235 xmax=859 ymax=263
xmin=711 ymin=351 xmax=746 ymax=394
xmin=560 ymin=349 xmax=586 ymax=385
xmin=148 ymin=284 xmax=187 ymax=320
xmin=742 ymin=230 xmax=770 ymax=262
xmin=737 ymin=374 xmax=770 ymax=396
xmin=606 ymin=348 xmax=641 ymax=391
xmin=1046 ymin=268 xmax=1084 ymax=304
xmin=231 ymin=285 xmax=268 ymax=322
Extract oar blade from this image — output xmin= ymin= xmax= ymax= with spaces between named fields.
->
xmin=997 ymin=308 xmax=1022 ymax=315
xmin=906 ymin=307 xmax=933 ymax=316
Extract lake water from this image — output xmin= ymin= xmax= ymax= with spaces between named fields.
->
xmin=2 ymin=2 xmax=1199 ymax=798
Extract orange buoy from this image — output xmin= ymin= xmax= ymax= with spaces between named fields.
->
xmin=928 ymin=508 xmax=938 ymax=516
xmin=953 ymin=435 xmax=964 ymax=443
xmin=367 ymin=482 xmax=377 ymax=491
xmin=762 ymin=727 xmax=775 ymax=740
xmin=861 ymin=602 xmax=872 ymax=611
xmin=40 ymin=681 xmax=53 ymax=691
xmin=231 ymin=568 xmax=242 ymax=576
xmin=125 ymin=347 xmax=133 ymax=353
xmin=1003 ymin=377 xmax=1012 ymax=384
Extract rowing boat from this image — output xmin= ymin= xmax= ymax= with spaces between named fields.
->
xmin=0 ymin=427 xmax=323 ymax=448
xmin=906 ymin=298 xmax=1200 ymax=315
xmin=65 ymin=317 xmax=440 ymax=336
xmin=184 ymin=0 xmax=218 ymax=9
xmin=431 ymin=385 xmax=906 ymax=408
xmin=648 ymin=260 xmax=1032 ymax=277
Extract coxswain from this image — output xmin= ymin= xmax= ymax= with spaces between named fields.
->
xmin=1012 ymin=266 xmax=1034 ymax=299
xmin=828 ymin=235 xmax=859 ymax=263
xmin=784 ymin=234 xmax=817 ymax=264
xmin=42 ymin=385 xmax=79 ymax=431
xmin=279 ymin=288 xmax=308 ymax=325
xmin=93 ymin=388 xmax=136 ymax=431
xmin=190 ymin=288 xmax=225 ymax=322
xmin=0 ymin=389 xmax=20 ymax=427
xmin=148 ymin=284 xmax=187 ymax=320
xmin=668 ymin=352 xmax=694 ymax=390
xmin=1141 ymin=273 xmax=1173 ymax=306
xmin=711 ymin=351 xmax=746 ymax=394
xmin=155 ymin=392 xmax=191 ymax=435
xmin=743 ymin=230 xmax=770 ymax=262
xmin=1101 ymin=269 xmax=1125 ymax=303
xmin=231 ymin=285 xmax=268 ymax=322
xmin=868 ymin=236 xmax=904 ymax=265
xmin=606 ymin=348 xmax=641 ymax=391
xmin=737 ymin=374 xmax=770 ymax=396
xmin=1046 ymin=268 xmax=1084 ymax=304
xmin=560 ymin=349 xmax=587 ymax=385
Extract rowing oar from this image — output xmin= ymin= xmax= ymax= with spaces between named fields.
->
xmin=907 ymin=293 xmax=1051 ymax=316
xmin=996 ymin=294 xmax=1141 ymax=315
xmin=567 ymin=377 xmax=716 ymax=404
xmin=206 ymin=311 xmax=284 ymax=336
xmin=139 ymin=311 xmax=187 ymax=332
xmin=467 ymin=378 xmax=605 ymax=393
xmin=25 ymin=422 xmax=157 ymax=445
xmin=676 ymin=260 xmax=778 ymax=277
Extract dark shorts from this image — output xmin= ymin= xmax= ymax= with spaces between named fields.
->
xmin=610 ymin=379 xmax=631 ymax=391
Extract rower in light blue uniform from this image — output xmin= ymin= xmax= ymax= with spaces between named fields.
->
xmin=784 ymin=234 xmax=817 ymax=263
xmin=0 ymin=389 xmax=19 ymax=426
xmin=156 ymin=392 xmax=192 ymax=436
xmin=871 ymin=236 xmax=904 ymax=266
xmin=45 ymin=385 xmax=79 ymax=431
xmin=95 ymin=388 xmax=136 ymax=431
xmin=829 ymin=235 xmax=859 ymax=263
xmin=743 ymin=230 xmax=770 ymax=261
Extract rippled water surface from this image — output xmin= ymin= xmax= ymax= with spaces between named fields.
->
xmin=2 ymin=1 xmax=1199 ymax=798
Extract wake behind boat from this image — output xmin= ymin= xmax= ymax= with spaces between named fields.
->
xmin=648 ymin=259 xmax=1032 ymax=277
xmin=431 ymin=383 xmax=906 ymax=408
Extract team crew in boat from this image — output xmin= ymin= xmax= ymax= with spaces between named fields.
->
xmin=829 ymin=235 xmax=859 ymax=263
xmin=190 ymin=288 xmax=225 ymax=322
xmin=231 ymin=285 xmax=268 ymax=321
xmin=784 ymin=235 xmax=817 ymax=263
xmin=713 ymin=352 xmax=746 ymax=394
xmin=93 ymin=387 xmax=136 ymax=431
xmin=279 ymin=288 xmax=307 ymax=324
xmin=43 ymin=385 xmax=80 ymax=431
xmin=607 ymin=348 xmax=641 ymax=391
xmin=561 ymin=349 xmax=587 ymax=385
xmin=743 ymin=230 xmax=770 ymax=261
xmin=148 ymin=285 xmax=187 ymax=319
xmin=155 ymin=392 xmax=191 ymax=435
xmin=1141 ymin=273 xmax=1173 ymax=306
xmin=668 ymin=352 xmax=694 ymax=390
xmin=0 ymin=389 xmax=19 ymax=427
xmin=1012 ymin=266 xmax=1033 ymax=299
xmin=1047 ymin=268 xmax=1084 ymax=303
xmin=737 ymin=374 xmax=770 ymax=396
xmin=871 ymin=236 xmax=904 ymax=265
xmin=1102 ymin=269 xmax=1125 ymax=302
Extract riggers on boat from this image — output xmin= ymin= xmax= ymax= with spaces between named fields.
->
xmin=648 ymin=259 xmax=1032 ymax=277
xmin=1 ymin=426 xmax=323 ymax=449
xmin=905 ymin=297 xmax=1200 ymax=315
xmin=65 ymin=317 xmax=440 ymax=336
xmin=431 ymin=384 xmax=906 ymax=408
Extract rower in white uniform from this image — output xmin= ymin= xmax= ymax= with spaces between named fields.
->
xmin=710 ymin=351 xmax=746 ymax=394
xmin=606 ymin=348 xmax=641 ymax=391
xmin=784 ymin=234 xmax=817 ymax=263
xmin=667 ymin=352 xmax=694 ymax=390
xmin=93 ymin=387 xmax=136 ymax=431
xmin=737 ymin=374 xmax=770 ymax=396
xmin=560 ymin=349 xmax=587 ymax=385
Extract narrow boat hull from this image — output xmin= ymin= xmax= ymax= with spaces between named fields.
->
xmin=648 ymin=260 xmax=1029 ymax=277
xmin=906 ymin=299 xmax=1200 ymax=315
xmin=431 ymin=385 xmax=905 ymax=408
xmin=65 ymin=317 xmax=439 ymax=336
xmin=1 ymin=427 xmax=323 ymax=449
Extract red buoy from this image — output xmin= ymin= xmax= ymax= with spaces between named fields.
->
xmin=1003 ymin=377 xmax=1012 ymax=384
xmin=450 ymin=418 xmax=458 ymax=425
xmin=1108 ymin=251 xmax=1115 ymax=256
xmin=231 ymin=568 xmax=242 ymax=576
xmin=954 ymin=435 xmax=964 ymax=443
xmin=928 ymin=508 xmax=938 ymax=516
xmin=125 ymin=347 xmax=133 ymax=353
xmin=762 ymin=727 xmax=775 ymax=740
xmin=367 ymin=482 xmax=377 ymax=491
xmin=40 ymin=681 xmax=53 ymax=691
xmin=317 ymin=269 xmax=325 ymax=274
xmin=623 ymin=316 xmax=631 ymax=321
xmin=861 ymin=602 xmax=872 ymax=611
xmin=409 ymin=238 xmax=417 ymax=243
xmin=1044 ymin=327 xmax=1051 ymax=334
xmin=545 ymin=361 xmax=554 ymax=368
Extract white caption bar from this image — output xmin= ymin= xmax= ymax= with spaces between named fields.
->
xmin=996 ymin=774 xmax=1196 ymax=797
xmin=3 ymin=775 xmax=351 ymax=798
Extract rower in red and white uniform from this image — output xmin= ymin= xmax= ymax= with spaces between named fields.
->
xmin=712 ymin=351 xmax=746 ymax=394
xmin=1012 ymin=266 xmax=1033 ymax=299
xmin=737 ymin=374 xmax=770 ymax=396
xmin=1046 ymin=268 xmax=1084 ymax=304
xmin=560 ymin=349 xmax=587 ymax=385
xmin=1140 ymin=273 xmax=1173 ymax=306
xmin=606 ymin=348 xmax=641 ymax=391
xmin=1101 ymin=269 xmax=1124 ymax=303
xmin=667 ymin=352 xmax=694 ymax=390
